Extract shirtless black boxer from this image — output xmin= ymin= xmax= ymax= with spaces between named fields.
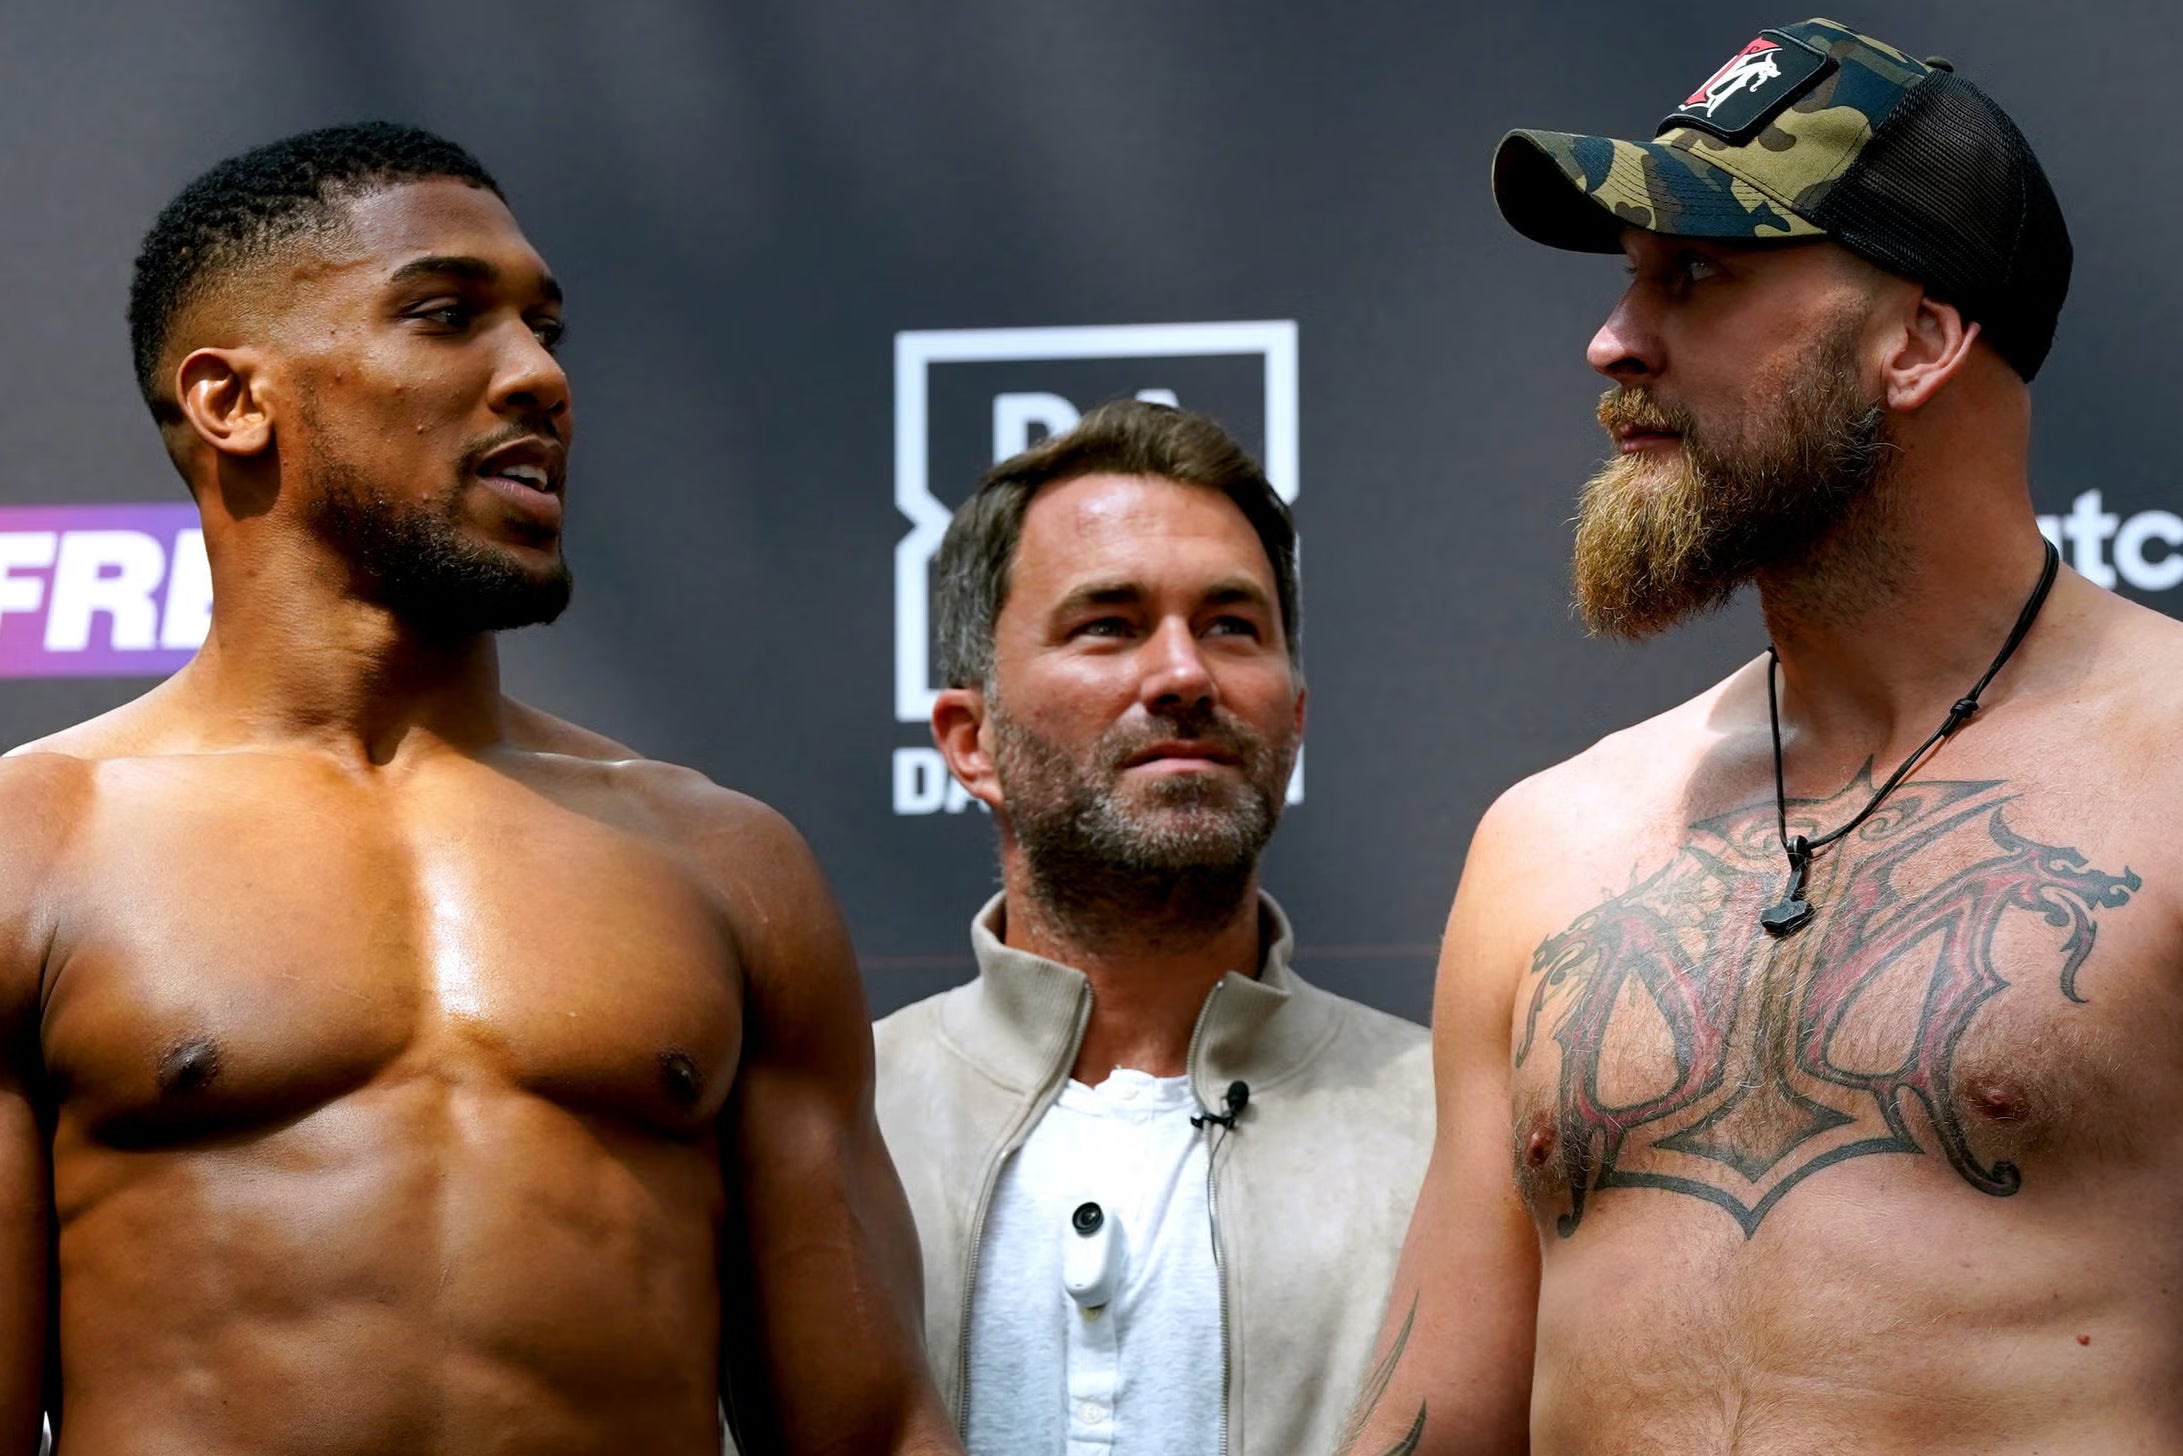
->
xmin=0 ymin=123 xmax=959 ymax=1456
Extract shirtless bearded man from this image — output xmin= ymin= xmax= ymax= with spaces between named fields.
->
xmin=1337 ymin=19 xmax=2183 ymax=1456
xmin=0 ymin=124 xmax=958 ymax=1455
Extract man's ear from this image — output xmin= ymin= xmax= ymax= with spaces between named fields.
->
xmin=1880 ymin=294 xmax=1979 ymax=413
xmin=932 ymin=685 xmax=1004 ymax=812
xmin=175 ymin=348 xmax=276 ymax=457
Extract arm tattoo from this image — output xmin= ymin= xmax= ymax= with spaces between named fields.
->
xmin=1333 ymin=1297 xmax=1426 ymax=1456
xmin=1517 ymin=771 xmax=2139 ymax=1237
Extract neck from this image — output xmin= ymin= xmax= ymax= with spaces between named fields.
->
xmin=167 ymin=531 xmax=512 ymax=767
xmin=1757 ymin=397 xmax=2055 ymax=759
xmin=998 ymin=849 xmax=1264 ymax=1084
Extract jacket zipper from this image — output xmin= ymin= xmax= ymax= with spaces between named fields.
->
xmin=954 ymin=980 xmax=1093 ymax=1432
xmin=1187 ymin=980 xmax=1234 ymax=1456
xmin=1206 ymin=1129 xmax=1233 ymax=1456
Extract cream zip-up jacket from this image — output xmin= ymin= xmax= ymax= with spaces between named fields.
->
xmin=872 ymin=894 xmax=1434 ymax=1456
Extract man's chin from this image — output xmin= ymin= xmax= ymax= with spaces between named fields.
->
xmin=389 ymin=565 xmax=574 ymax=637
xmin=1574 ymin=559 xmax=1747 ymax=641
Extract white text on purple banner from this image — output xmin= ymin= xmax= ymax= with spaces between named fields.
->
xmin=0 ymin=504 xmax=206 ymax=678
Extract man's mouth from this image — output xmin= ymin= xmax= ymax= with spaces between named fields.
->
xmin=1614 ymin=425 xmax=1682 ymax=453
xmin=469 ymin=436 xmax=567 ymax=536
xmin=1123 ymin=740 xmax=1244 ymax=771
xmin=491 ymin=463 xmax=552 ymax=490
xmin=472 ymin=436 xmax=566 ymax=495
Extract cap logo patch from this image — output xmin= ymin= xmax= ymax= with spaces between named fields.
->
xmin=1659 ymin=29 xmax=1834 ymax=144
xmin=1684 ymin=38 xmax=1781 ymax=113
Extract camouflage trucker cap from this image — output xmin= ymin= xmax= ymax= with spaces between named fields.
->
xmin=1491 ymin=18 xmax=2071 ymax=380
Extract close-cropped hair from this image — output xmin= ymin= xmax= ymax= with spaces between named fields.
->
xmin=932 ymin=398 xmax=1302 ymax=690
xmin=128 ymin=120 xmax=502 ymax=424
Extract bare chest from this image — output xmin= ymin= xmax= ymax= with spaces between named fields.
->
xmin=1510 ymin=773 xmax=2173 ymax=1238
xmin=40 ymin=765 xmax=744 ymax=1148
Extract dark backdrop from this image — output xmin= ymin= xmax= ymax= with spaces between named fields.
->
xmin=3 ymin=2 xmax=2174 ymax=1024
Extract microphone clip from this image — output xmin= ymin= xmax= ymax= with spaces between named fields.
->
xmin=1190 ymin=1079 xmax=1250 ymax=1131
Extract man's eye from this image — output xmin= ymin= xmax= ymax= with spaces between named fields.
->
xmin=1678 ymin=252 xmax=1722 ymax=284
xmin=531 ymin=317 xmax=567 ymax=351
xmin=411 ymin=302 xmax=472 ymax=329
xmin=1208 ymin=617 xmax=1261 ymax=638
xmin=1074 ymin=617 xmax=1132 ymax=639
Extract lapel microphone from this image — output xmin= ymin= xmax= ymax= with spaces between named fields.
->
xmin=1190 ymin=1080 xmax=1250 ymax=1130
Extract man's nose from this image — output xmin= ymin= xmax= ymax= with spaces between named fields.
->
xmin=1139 ymin=619 xmax=1216 ymax=712
xmin=1587 ymin=286 xmax=1660 ymax=383
xmin=490 ymin=323 xmax=572 ymax=429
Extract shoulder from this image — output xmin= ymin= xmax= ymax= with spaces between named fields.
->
xmin=515 ymin=705 xmax=817 ymax=883
xmin=2060 ymin=583 xmax=2183 ymax=736
xmin=1469 ymin=655 xmax=1760 ymax=883
xmin=1290 ymin=974 xmax=1428 ymax=1055
xmin=8 ymin=679 xmax=178 ymax=762
xmin=536 ymin=738 xmax=851 ymax=987
xmin=872 ymin=987 xmax=978 ymax=1109
xmin=874 ymin=988 xmax=954 ymax=1047
xmin=502 ymin=696 xmax=646 ymax=761
xmin=874 ymin=988 xmax=957 ymax=1069
xmin=504 ymin=697 xmax=817 ymax=883
xmin=502 ymin=704 xmax=844 ymax=961
xmin=0 ymin=752 xmax=96 ymax=1009
xmin=1318 ymin=987 xmax=1434 ymax=1102
xmin=0 ymin=749 xmax=98 ymax=859
xmin=630 ymin=771 xmax=844 ymax=961
xmin=1268 ymin=980 xmax=1437 ymax=1181
xmin=1439 ymin=657 xmax=1766 ymax=1007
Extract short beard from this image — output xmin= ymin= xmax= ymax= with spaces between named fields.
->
xmin=302 ymin=426 xmax=572 ymax=640
xmin=992 ymin=695 xmax=1294 ymax=949
xmin=1571 ymin=311 xmax=1897 ymax=640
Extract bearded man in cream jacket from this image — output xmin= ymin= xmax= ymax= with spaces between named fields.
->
xmin=873 ymin=400 xmax=1433 ymax=1456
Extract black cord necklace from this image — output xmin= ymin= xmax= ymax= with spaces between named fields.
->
xmin=1760 ymin=538 xmax=2061 ymax=937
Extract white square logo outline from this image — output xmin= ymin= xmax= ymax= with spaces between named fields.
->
xmin=892 ymin=320 xmax=1299 ymax=723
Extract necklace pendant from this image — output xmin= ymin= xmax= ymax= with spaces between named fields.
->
xmin=1761 ymin=895 xmax=1814 ymax=936
xmin=1761 ymin=834 xmax=1815 ymax=937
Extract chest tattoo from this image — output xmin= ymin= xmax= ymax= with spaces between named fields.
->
xmin=1516 ymin=773 xmax=2140 ymax=1237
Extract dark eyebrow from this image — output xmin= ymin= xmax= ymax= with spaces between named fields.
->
xmin=386 ymin=255 xmax=563 ymax=304
xmin=1050 ymin=578 xmax=1273 ymax=619
xmin=1050 ymin=582 xmax=1144 ymax=618
xmin=1203 ymin=579 xmax=1274 ymax=611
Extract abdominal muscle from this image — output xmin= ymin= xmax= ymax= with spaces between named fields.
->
xmin=1526 ymin=1166 xmax=2183 ymax=1456
xmin=49 ymin=1081 xmax=730 ymax=1456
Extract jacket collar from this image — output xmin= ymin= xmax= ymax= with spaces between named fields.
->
xmin=950 ymin=891 xmax=1336 ymax=1113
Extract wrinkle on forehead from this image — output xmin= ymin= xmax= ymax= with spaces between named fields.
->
xmin=1023 ymin=473 xmax=1273 ymax=569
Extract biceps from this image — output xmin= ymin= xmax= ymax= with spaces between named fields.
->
xmin=0 ymin=1083 xmax=49 ymax=1451
xmin=720 ymin=1066 xmax=931 ymax=1448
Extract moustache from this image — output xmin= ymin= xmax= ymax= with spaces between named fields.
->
xmin=1099 ymin=705 xmax=1262 ymax=771
xmin=1596 ymin=386 xmax=1696 ymax=439
xmin=457 ymin=412 xmax=566 ymax=477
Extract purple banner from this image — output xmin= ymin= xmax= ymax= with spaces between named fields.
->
xmin=0 ymin=504 xmax=206 ymax=679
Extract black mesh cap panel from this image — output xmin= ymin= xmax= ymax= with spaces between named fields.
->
xmin=1808 ymin=72 xmax=2072 ymax=380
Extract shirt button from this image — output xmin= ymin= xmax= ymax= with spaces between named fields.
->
xmin=1080 ymin=1401 xmax=1109 ymax=1425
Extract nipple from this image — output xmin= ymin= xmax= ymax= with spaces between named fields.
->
xmin=658 ymin=1050 xmax=703 ymax=1108
xmin=1513 ymin=1112 xmax=1570 ymax=1203
xmin=157 ymin=1038 xmax=222 ymax=1097
xmin=1960 ymin=1074 xmax=2031 ymax=1124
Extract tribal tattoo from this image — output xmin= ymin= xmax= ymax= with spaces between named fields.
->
xmin=1331 ymin=1297 xmax=1424 ymax=1456
xmin=1516 ymin=771 xmax=2139 ymax=1238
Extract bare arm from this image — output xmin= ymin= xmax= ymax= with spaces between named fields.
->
xmin=690 ymin=794 xmax=959 ymax=1456
xmin=0 ymin=758 xmax=66 ymax=1454
xmin=0 ymin=1034 xmax=44 ymax=1456
xmin=1336 ymin=790 xmax=1541 ymax=1456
